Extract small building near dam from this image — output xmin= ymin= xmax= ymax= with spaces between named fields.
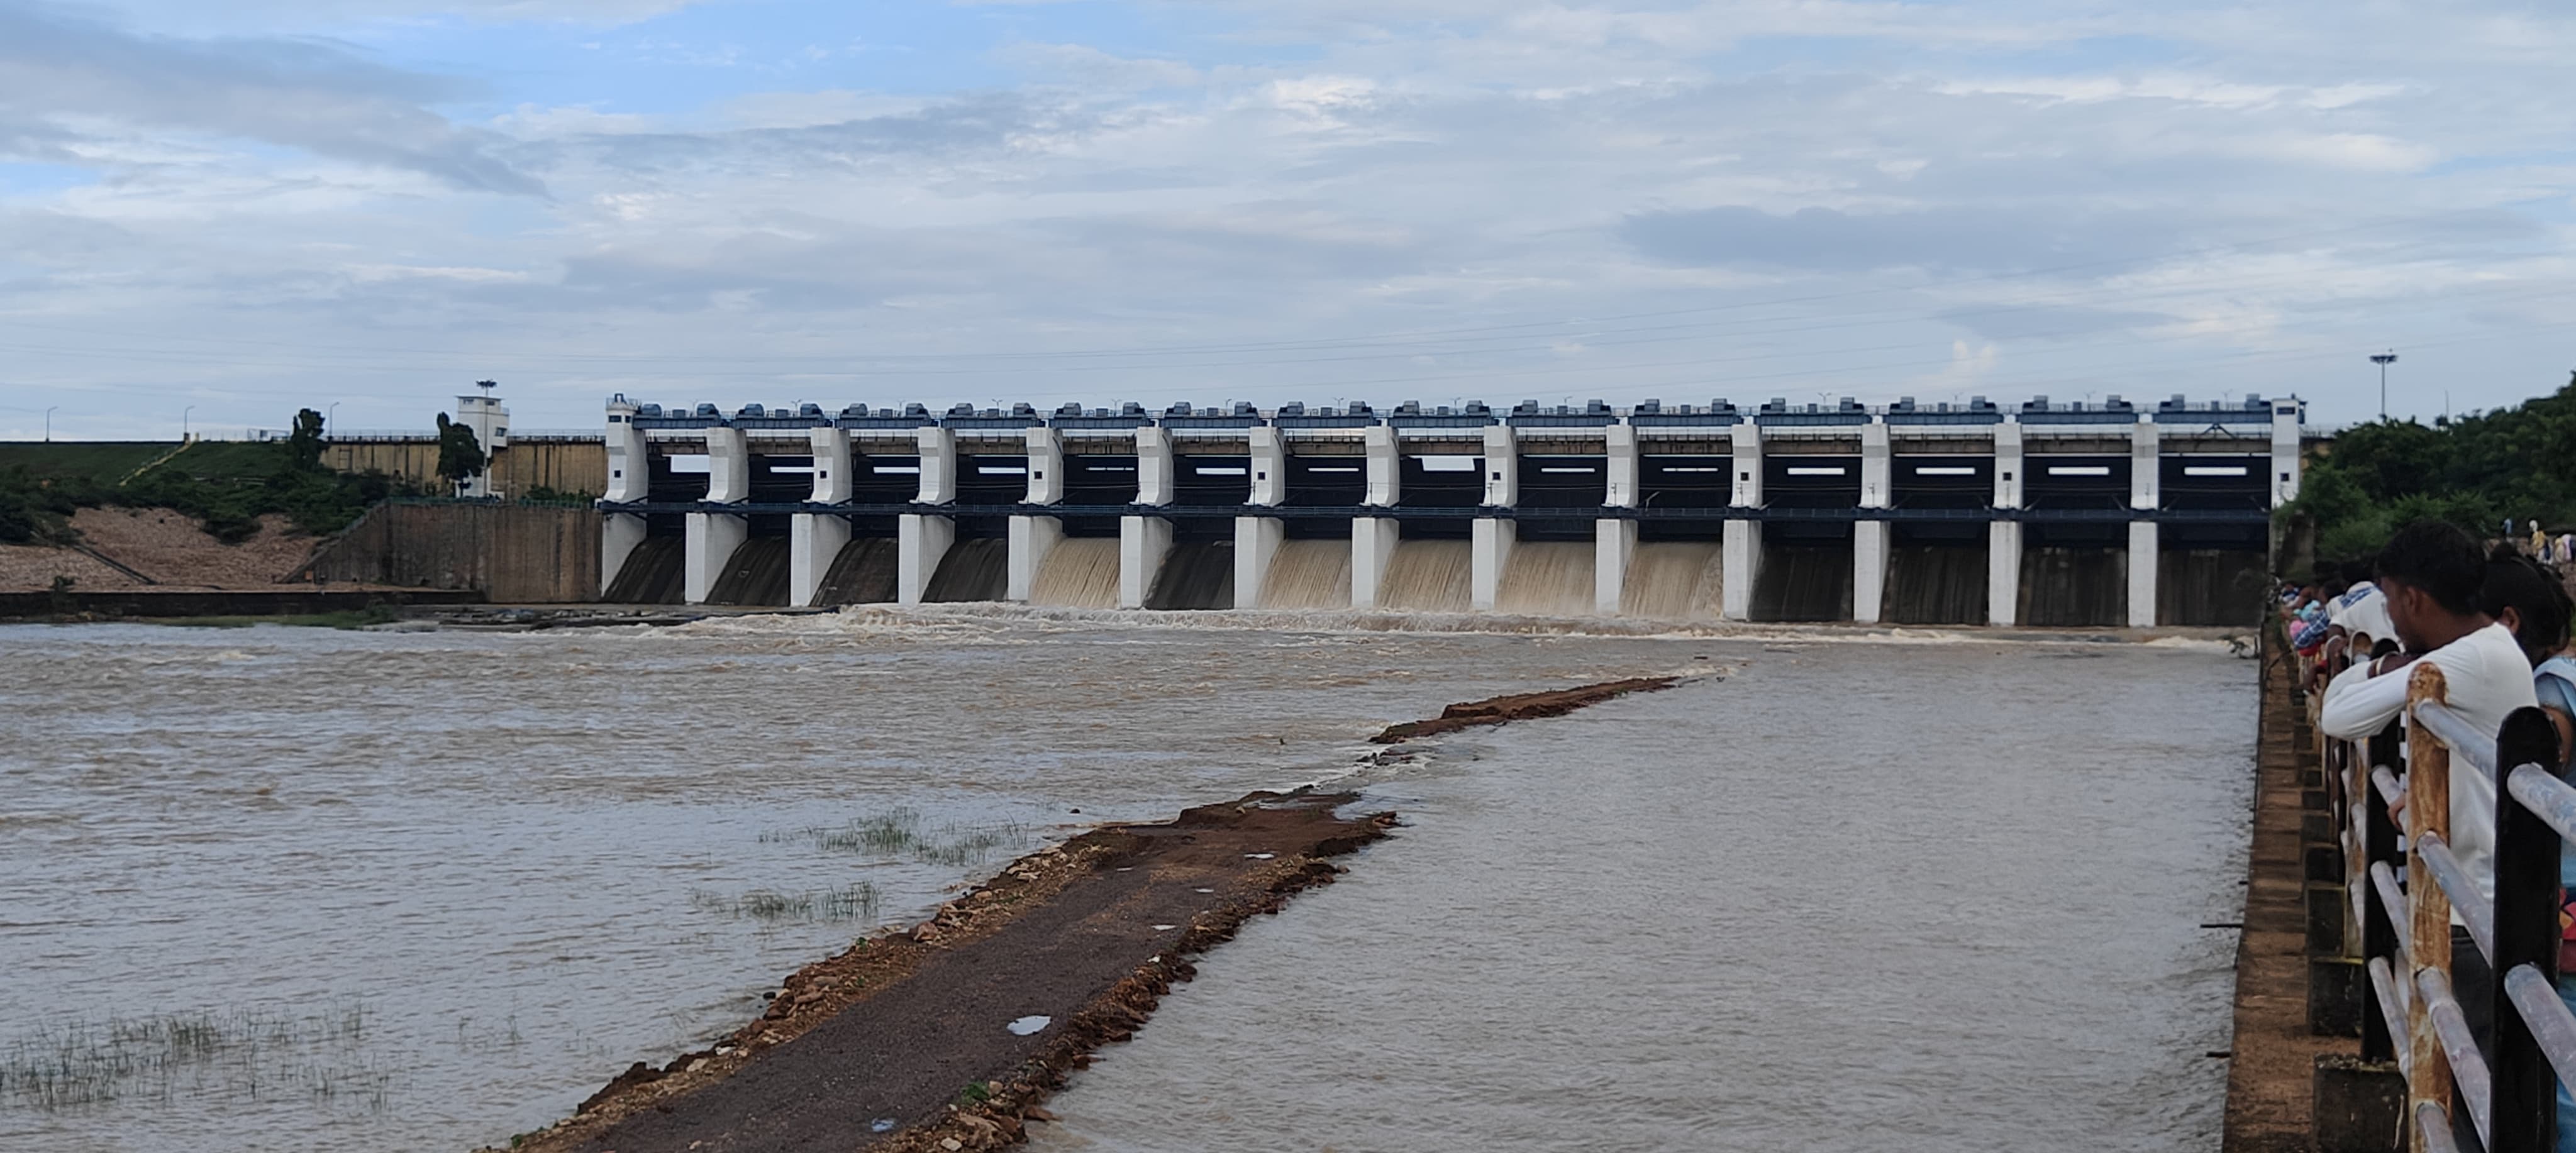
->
xmin=596 ymin=392 xmax=2307 ymax=627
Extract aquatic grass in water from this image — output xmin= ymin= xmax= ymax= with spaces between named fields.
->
xmin=690 ymin=882 xmax=884 ymax=925
xmin=762 ymin=809 xmax=1032 ymax=869
xmin=0 ymin=1000 xmax=387 ymax=1113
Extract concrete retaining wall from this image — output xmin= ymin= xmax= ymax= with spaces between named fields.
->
xmin=304 ymin=502 xmax=602 ymax=603
xmin=327 ymin=439 xmax=608 ymax=500
xmin=0 ymin=588 xmax=483 ymax=619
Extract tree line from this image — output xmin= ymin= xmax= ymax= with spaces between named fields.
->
xmin=2284 ymin=371 xmax=2576 ymax=564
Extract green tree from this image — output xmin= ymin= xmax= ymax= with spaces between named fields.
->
xmin=287 ymin=407 xmax=328 ymax=472
xmin=2284 ymin=369 xmax=2576 ymax=563
xmin=434 ymin=412 xmax=487 ymax=494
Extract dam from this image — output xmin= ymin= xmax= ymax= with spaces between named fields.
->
xmin=596 ymin=393 xmax=2302 ymax=627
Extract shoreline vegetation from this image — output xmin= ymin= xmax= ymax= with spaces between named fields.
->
xmin=491 ymin=677 xmax=1672 ymax=1153
xmin=2283 ymin=371 xmax=2576 ymax=561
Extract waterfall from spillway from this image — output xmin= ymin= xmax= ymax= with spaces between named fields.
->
xmin=706 ymin=537 xmax=791 ymax=606
xmin=1621 ymin=541 xmax=1723 ymax=620
xmin=1495 ymin=541 xmax=1596 ymax=615
xmin=1886 ymin=544 xmax=1988 ymax=625
xmin=816 ymin=537 xmax=898 ymax=605
xmin=1030 ymin=538 xmax=1119 ymax=609
xmin=1751 ymin=543 xmax=1853 ymax=622
xmin=2018 ymin=546 xmax=2126 ymax=627
xmin=1262 ymin=539 xmax=1352 ymax=610
xmin=1379 ymin=540 xmax=1472 ymax=612
xmin=602 ymin=536 xmax=684 ymax=604
xmin=924 ymin=538 xmax=1010 ymax=603
xmin=1145 ymin=541 xmax=1235 ymax=610
xmin=2158 ymin=548 xmax=2266 ymax=626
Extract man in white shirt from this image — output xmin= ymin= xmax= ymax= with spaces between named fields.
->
xmin=2319 ymin=520 xmax=2538 ymax=1049
xmin=2332 ymin=580 xmax=2396 ymax=652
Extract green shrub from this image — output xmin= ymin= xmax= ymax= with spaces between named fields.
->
xmin=2282 ymin=370 xmax=2576 ymax=563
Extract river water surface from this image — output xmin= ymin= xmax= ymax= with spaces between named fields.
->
xmin=0 ymin=610 xmax=2251 ymax=1151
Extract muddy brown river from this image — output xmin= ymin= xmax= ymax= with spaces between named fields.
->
xmin=0 ymin=610 xmax=2251 ymax=1151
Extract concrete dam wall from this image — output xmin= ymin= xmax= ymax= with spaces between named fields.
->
xmin=308 ymin=502 xmax=602 ymax=603
xmin=589 ymin=393 xmax=2304 ymax=627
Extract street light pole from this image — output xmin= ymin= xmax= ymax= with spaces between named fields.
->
xmin=182 ymin=405 xmax=195 ymax=440
xmin=2370 ymin=351 xmax=2398 ymax=421
xmin=45 ymin=406 xmax=57 ymax=443
xmin=327 ymin=402 xmax=340 ymax=435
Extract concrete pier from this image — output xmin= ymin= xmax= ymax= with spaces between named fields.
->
xmin=601 ymin=512 xmax=646 ymax=599
xmin=789 ymin=426 xmax=857 ymax=607
xmin=1009 ymin=515 xmax=1063 ymax=603
xmin=1471 ymin=517 xmax=1515 ymax=610
xmin=1989 ymin=522 xmax=2023 ymax=627
xmin=1721 ymin=521 xmax=1757 ymax=621
xmin=2129 ymin=419 xmax=2161 ymax=629
xmin=1854 ymin=422 xmax=1891 ymax=624
xmin=1853 ymin=521 xmax=1889 ymax=624
xmin=1595 ymin=518 xmax=1635 ymax=615
xmin=1352 ymin=517 xmax=1399 ymax=609
xmin=684 ymin=510 xmax=745 ymax=605
xmin=790 ymin=515 xmax=850 ymax=609
xmin=898 ymin=514 xmax=952 ymax=606
xmin=679 ymin=428 xmax=751 ymax=605
xmin=1120 ymin=515 xmax=1173 ymax=609
xmin=1990 ymin=421 xmax=2024 ymax=627
xmin=1234 ymin=516 xmax=1283 ymax=609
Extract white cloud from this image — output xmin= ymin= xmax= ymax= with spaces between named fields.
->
xmin=5 ymin=0 xmax=2576 ymax=437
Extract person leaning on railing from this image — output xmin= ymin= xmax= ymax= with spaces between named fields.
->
xmin=2321 ymin=520 xmax=2541 ymax=1045
xmin=2482 ymin=546 xmax=2576 ymax=1153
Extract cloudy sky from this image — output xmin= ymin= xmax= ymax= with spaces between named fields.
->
xmin=1 ymin=0 xmax=2571 ymax=438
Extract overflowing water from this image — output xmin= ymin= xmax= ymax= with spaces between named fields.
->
xmin=1260 ymin=539 xmax=1352 ymax=610
xmin=0 ymin=612 xmax=2253 ymax=1152
xmin=1379 ymin=540 xmax=1470 ymax=611
xmin=601 ymin=536 xmax=683 ymax=605
xmin=1621 ymin=541 xmax=1723 ymax=619
xmin=817 ymin=536 xmax=899 ymax=607
xmin=923 ymin=538 xmax=1009 ymax=603
xmin=2021 ymin=546 xmax=2127 ymax=627
xmin=1143 ymin=542 xmax=1233 ymax=610
xmin=1887 ymin=543 xmax=1989 ymax=626
xmin=1494 ymin=541 xmax=1596 ymax=617
xmin=707 ymin=537 xmax=790 ymax=607
xmin=1029 ymin=538 xmax=1120 ymax=609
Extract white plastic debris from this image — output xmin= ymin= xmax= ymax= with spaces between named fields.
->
xmin=1008 ymin=1015 xmax=1052 ymax=1036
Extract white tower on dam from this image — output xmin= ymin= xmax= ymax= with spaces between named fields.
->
xmin=597 ymin=393 xmax=2306 ymax=628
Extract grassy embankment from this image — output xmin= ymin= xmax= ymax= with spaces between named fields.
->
xmin=0 ymin=439 xmax=409 ymax=546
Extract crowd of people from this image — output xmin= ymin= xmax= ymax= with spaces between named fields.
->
xmin=2282 ymin=519 xmax=2576 ymax=1147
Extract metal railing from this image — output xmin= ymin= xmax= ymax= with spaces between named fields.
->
xmin=2328 ymin=651 xmax=2572 ymax=1152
